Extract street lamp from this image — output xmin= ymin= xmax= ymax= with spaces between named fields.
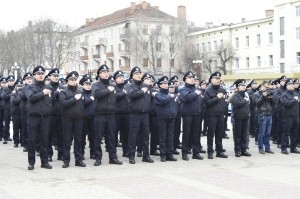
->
xmin=192 ymin=59 xmax=203 ymax=80
xmin=12 ymin=62 xmax=20 ymax=79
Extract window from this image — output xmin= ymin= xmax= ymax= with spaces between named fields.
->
xmin=296 ymin=27 xmax=300 ymax=40
xmin=207 ymin=42 xmax=211 ymax=51
xmin=143 ymin=42 xmax=148 ymax=51
xmin=170 ymin=59 xmax=175 ymax=67
xmin=280 ymin=40 xmax=285 ymax=58
xmin=119 ymin=59 xmax=121 ymax=66
xmin=246 ymin=57 xmax=250 ymax=68
xmin=110 ymin=45 xmax=113 ymax=52
xmin=143 ymin=25 xmax=148 ymax=34
xmin=297 ymin=52 xmax=300 ymax=64
xmin=280 ymin=63 xmax=285 ymax=73
xmin=257 ymin=56 xmax=261 ymax=67
xmin=280 ymin=17 xmax=285 ymax=36
xmin=269 ymin=55 xmax=273 ymax=66
xmin=169 ymin=43 xmax=174 ymax=52
xmin=202 ymin=43 xmax=206 ymax=52
xmin=235 ymin=38 xmax=239 ymax=48
xmin=156 ymin=42 xmax=161 ymax=51
xmin=245 ymin=36 xmax=249 ymax=47
xmin=143 ymin=58 xmax=149 ymax=67
xmin=296 ymin=5 xmax=300 ymax=16
xmin=235 ymin=58 xmax=239 ymax=68
xmin=118 ymin=44 xmax=121 ymax=51
xmin=257 ymin=34 xmax=261 ymax=45
xmin=214 ymin=41 xmax=217 ymax=51
xmin=157 ymin=58 xmax=162 ymax=67
xmin=268 ymin=32 xmax=273 ymax=44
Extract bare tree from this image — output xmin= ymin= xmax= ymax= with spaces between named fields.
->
xmin=216 ymin=42 xmax=236 ymax=75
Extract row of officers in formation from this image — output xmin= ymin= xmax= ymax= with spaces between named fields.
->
xmin=0 ymin=64 xmax=299 ymax=170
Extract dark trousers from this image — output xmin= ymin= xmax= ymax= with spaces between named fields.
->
xmin=128 ymin=113 xmax=150 ymax=158
xmin=115 ymin=113 xmax=129 ymax=154
xmin=249 ymin=108 xmax=256 ymax=136
xmin=158 ymin=118 xmax=175 ymax=158
xmin=94 ymin=114 xmax=117 ymax=161
xmin=62 ymin=117 xmax=83 ymax=164
xmin=3 ymin=109 xmax=11 ymax=140
xmin=207 ymin=115 xmax=224 ymax=154
xmin=173 ymin=113 xmax=181 ymax=147
xmin=271 ymin=109 xmax=277 ymax=141
xmin=0 ymin=109 xmax=4 ymax=139
xmin=182 ymin=115 xmax=201 ymax=156
xmin=276 ymin=111 xmax=283 ymax=143
xmin=49 ymin=115 xmax=63 ymax=158
xmin=234 ymin=118 xmax=249 ymax=153
xmin=282 ymin=117 xmax=299 ymax=150
xmin=27 ymin=115 xmax=50 ymax=165
xmin=21 ymin=111 xmax=28 ymax=147
xmin=81 ymin=116 xmax=95 ymax=157
xmin=12 ymin=115 xmax=21 ymax=145
xmin=150 ymin=113 xmax=158 ymax=152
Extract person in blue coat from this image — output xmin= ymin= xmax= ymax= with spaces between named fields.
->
xmin=155 ymin=76 xmax=177 ymax=162
xmin=179 ymin=71 xmax=204 ymax=161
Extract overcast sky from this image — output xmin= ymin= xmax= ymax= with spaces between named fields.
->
xmin=0 ymin=0 xmax=274 ymax=32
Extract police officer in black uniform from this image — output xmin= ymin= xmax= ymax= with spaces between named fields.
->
xmin=231 ymin=79 xmax=251 ymax=157
xmin=246 ymin=80 xmax=258 ymax=139
xmin=200 ymin=80 xmax=208 ymax=137
xmin=274 ymin=75 xmax=287 ymax=148
xmin=26 ymin=66 xmax=53 ymax=170
xmin=179 ymin=71 xmax=204 ymax=161
xmin=18 ymin=73 xmax=33 ymax=152
xmin=2 ymin=75 xmax=15 ymax=143
xmin=127 ymin=66 xmax=154 ymax=164
xmin=60 ymin=71 xmax=86 ymax=168
xmin=47 ymin=68 xmax=64 ymax=161
xmin=79 ymin=75 xmax=95 ymax=160
xmin=10 ymin=78 xmax=23 ymax=148
xmin=280 ymin=79 xmax=300 ymax=154
xmin=155 ymin=76 xmax=177 ymax=162
xmin=92 ymin=65 xmax=122 ymax=166
xmin=114 ymin=70 xmax=130 ymax=157
xmin=0 ymin=77 xmax=6 ymax=142
xmin=204 ymin=72 xmax=228 ymax=159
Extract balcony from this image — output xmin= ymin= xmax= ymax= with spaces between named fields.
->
xmin=106 ymin=52 xmax=114 ymax=59
xmin=120 ymin=33 xmax=129 ymax=41
xmin=119 ymin=50 xmax=130 ymax=58
xmin=80 ymin=55 xmax=89 ymax=62
xmin=80 ymin=42 xmax=89 ymax=48
xmin=97 ymin=38 xmax=107 ymax=46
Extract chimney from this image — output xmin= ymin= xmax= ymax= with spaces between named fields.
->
xmin=241 ymin=18 xmax=246 ymax=23
xmin=154 ymin=6 xmax=159 ymax=10
xmin=265 ymin=10 xmax=274 ymax=17
xmin=28 ymin=21 xmax=32 ymax=28
xmin=142 ymin=1 xmax=148 ymax=10
xmin=177 ymin=5 xmax=186 ymax=21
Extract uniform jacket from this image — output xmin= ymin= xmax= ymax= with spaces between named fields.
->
xmin=59 ymin=85 xmax=84 ymax=119
xmin=127 ymin=80 xmax=152 ymax=113
xmin=10 ymin=90 xmax=21 ymax=115
xmin=115 ymin=83 xmax=129 ymax=113
xmin=179 ymin=83 xmax=202 ymax=116
xmin=2 ymin=86 xmax=14 ymax=110
xmin=203 ymin=84 xmax=226 ymax=116
xmin=92 ymin=79 xmax=116 ymax=114
xmin=280 ymin=90 xmax=299 ymax=118
xmin=155 ymin=88 xmax=177 ymax=119
xmin=19 ymin=85 xmax=29 ymax=112
xmin=26 ymin=81 xmax=53 ymax=116
xmin=231 ymin=91 xmax=250 ymax=120
xmin=49 ymin=81 xmax=65 ymax=115
xmin=82 ymin=89 xmax=94 ymax=118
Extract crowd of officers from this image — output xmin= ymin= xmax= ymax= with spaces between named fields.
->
xmin=0 ymin=64 xmax=299 ymax=170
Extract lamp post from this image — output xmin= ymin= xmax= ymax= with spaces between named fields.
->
xmin=192 ymin=59 xmax=203 ymax=80
xmin=12 ymin=62 xmax=20 ymax=79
